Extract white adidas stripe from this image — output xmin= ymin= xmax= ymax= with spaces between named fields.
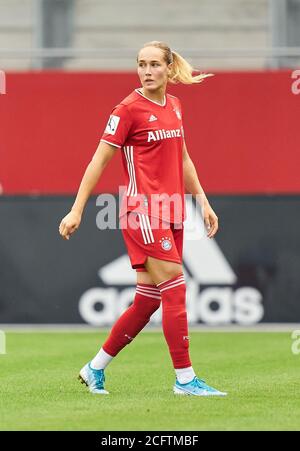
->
xmin=138 ymin=215 xmax=148 ymax=244
xmin=140 ymin=215 xmax=151 ymax=244
xmin=124 ymin=146 xmax=133 ymax=195
xmin=129 ymin=146 xmax=137 ymax=196
xmin=124 ymin=146 xmax=137 ymax=196
xmin=138 ymin=214 xmax=148 ymax=243
xmin=138 ymin=214 xmax=155 ymax=245
xmin=144 ymin=215 xmax=155 ymax=242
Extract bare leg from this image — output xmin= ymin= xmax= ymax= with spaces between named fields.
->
xmin=144 ymin=256 xmax=183 ymax=284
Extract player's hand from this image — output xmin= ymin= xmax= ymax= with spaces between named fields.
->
xmin=59 ymin=210 xmax=81 ymax=240
xmin=203 ymin=202 xmax=219 ymax=238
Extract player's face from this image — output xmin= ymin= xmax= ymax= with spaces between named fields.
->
xmin=137 ymin=47 xmax=171 ymax=92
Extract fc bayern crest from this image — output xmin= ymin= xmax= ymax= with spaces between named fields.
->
xmin=159 ymin=237 xmax=172 ymax=251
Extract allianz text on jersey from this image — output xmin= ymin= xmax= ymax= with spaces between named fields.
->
xmin=147 ymin=127 xmax=183 ymax=142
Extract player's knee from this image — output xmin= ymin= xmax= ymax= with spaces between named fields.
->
xmin=133 ymin=296 xmax=161 ymax=318
xmin=159 ymin=275 xmax=186 ymax=307
xmin=163 ymin=269 xmax=183 ymax=282
xmin=145 ymin=257 xmax=183 ymax=284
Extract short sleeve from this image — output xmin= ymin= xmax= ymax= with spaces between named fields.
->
xmin=100 ymin=104 xmax=132 ymax=149
xmin=176 ymin=98 xmax=184 ymax=138
xmin=178 ymin=98 xmax=184 ymax=123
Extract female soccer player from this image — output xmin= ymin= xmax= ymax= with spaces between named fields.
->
xmin=59 ymin=41 xmax=226 ymax=397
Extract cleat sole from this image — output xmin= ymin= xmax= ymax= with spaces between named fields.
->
xmin=78 ymin=371 xmax=109 ymax=395
xmin=173 ymin=386 xmax=191 ymax=396
xmin=78 ymin=374 xmax=88 ymax=387
xmin=173 ymin=385 xmax=227 ymax=397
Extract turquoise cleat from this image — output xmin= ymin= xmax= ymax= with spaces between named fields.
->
xmin=78 ymin=362 xmax=109 ymax=395
xmin=173 ymin=377 xmax=227 ymax=397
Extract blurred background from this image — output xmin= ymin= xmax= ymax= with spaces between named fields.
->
xmin=1 ymin=0 xmax=300 ymax=326
xmin=2 ymin=0 xmax=300 ymax=70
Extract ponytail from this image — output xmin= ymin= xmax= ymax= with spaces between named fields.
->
xmin=169 ymin=50 xmax=213 ymax=84
xmin=138 ymin=41 xmax=213 ymax=85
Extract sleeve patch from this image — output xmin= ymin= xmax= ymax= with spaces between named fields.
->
xmin=105 ymin=115 xmax=120 ymax=135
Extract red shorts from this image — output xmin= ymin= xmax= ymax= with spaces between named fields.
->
xmin=120 ymin=211 xmax=184 ymax=272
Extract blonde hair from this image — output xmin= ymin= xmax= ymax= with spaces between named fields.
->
xmin=138 ymin=41 xmax=213 ymax=85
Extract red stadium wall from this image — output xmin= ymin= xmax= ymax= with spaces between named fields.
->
xmin=0 ymin=70 xmax=299 ymax=195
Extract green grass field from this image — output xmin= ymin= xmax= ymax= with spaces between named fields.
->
xmin=0 ymin=331 xmax=299 ymax=431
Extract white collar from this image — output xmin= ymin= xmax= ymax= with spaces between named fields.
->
xmin=135 ymin=88 xmax=166 ymax=107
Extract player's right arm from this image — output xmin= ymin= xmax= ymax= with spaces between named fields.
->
xmin=59 ymin=141 xmax=117 ymax=240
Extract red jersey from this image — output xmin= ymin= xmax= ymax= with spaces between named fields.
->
xmin=101 ymin=88 xmax=186 ymax=223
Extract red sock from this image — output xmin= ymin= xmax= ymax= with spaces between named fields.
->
xmin=157 ymin=273 xmax=191 ymax=369
xmin=102 ymin=284 xmax=161 ymax=357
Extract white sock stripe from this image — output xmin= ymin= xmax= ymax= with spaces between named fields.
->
xmin=136 ymin=283 xmax=159 ymax=289
xmin=157 ymin=279 xmax=168 ymax=287
xmin=158 ymin=275 xmax=185 ymax=289
xmin=138 ymin=214 xmax=148 ymax=244
xmin=136 ymin=288 xmax=161 ymax=296
xmin=135 ymin=288 xmax=161 ymax=298
xmin=162 ymin=277 xmax=185 ymax=288
xmin=136 ymin=285 xmax=160 ymax=292
xmin=160 ymin=281 xmax=186 ymax=293
xmin=160 ymin=277 xmax=185 ymax=291
xmin=135 ymin=290 xmax=161 ymax=300
xmin=144 ymin=215 xmax=154 ymax=243
xmin=157 ymin=274 xmax=184 ymax=287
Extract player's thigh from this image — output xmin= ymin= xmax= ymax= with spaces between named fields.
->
xmin=136 ymin=269 xmax=155 ymax=285
xmin=144 ymin=256 xmax=183 ymax=285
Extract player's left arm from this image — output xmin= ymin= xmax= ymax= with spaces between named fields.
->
xmin=182 ymin=140 xmax=218 ymax=238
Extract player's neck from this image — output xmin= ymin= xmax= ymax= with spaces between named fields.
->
xmin=140 ymin=87 xmax=166 ymax=106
